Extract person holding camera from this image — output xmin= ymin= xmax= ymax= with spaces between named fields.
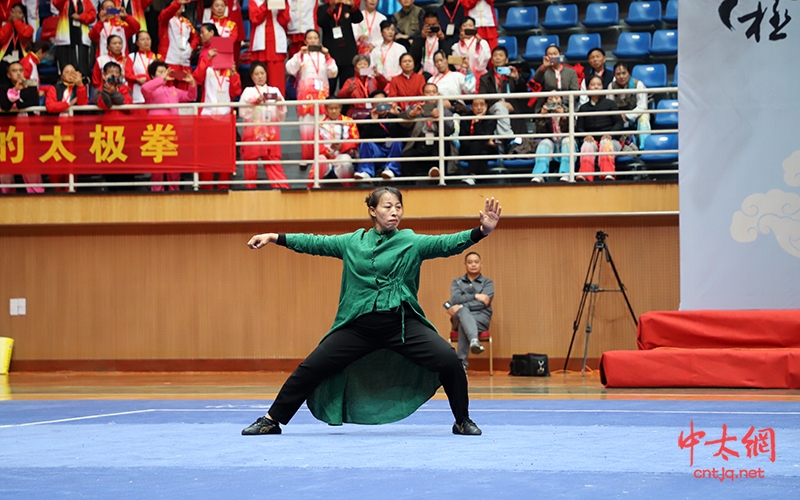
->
xmin=158 ymin=0 xmax=199 ymax=90
xmin=447 ymin=251 xmax=493 ymax=369
xmin=409 ymin=12 xmax=456 ymax=80
xmin=240 ymin=188 xmax=501 ymax=437
xmin=89 ymin=0 xmax=140 ymax=59
xmin=428 ymin=50 xmax=474 ymax=104
xmin=450 ymin=16 xmax=490 ymax=88
xmin=608 ymin=61 xmax=651 ymax=150
xmin=531 ymin=44 xmax=578 ymax=112
xmin=94 ymin=60 xmax=132 ymax=113
xmin=337 ymin=53 xmax=388 ymax=119
xmin=369 ymin=20 xmax=406 ymax=82
xmin=285 ymin=29 xmax=338 ymax=167
xmin=355 ymin=89 xmax=406 ymax=180
xmin=239 ymin=61 xmax=290 ymax=189
xmin=478 ymin=45 xmax=528 ymax=149
xmin=0 ymin=61 xmax=43 ymax=194
xmin=530 ymin=91 xmax=574 ymax=183
xmin=399 ymin=82 xmax=454 ymax=179
xmin=317 ymin=0 xmax=362 ymax=94
xmin=44 ymin=63 xmax=88 ymax=116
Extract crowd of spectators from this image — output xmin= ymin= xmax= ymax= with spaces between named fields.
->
xmin=0 ymin=0 xmax=666 ymax=193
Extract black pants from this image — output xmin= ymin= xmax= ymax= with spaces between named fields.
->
xmin=400 ymin=144 xmax=438 ymax=177
xmin=269 ymin=308 xmax=469 ymax=425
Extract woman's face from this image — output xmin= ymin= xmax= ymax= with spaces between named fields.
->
xmin=588 ymin=77 xmax=604 ymax=91
xmin=365 ymin=0 xmax=378 ymax=11
xmin=108 ymin=37 xmax=123 ymax=56
xmin=370 ymin=193 xmax=403 ymax=232
xmin=101 ymin=1 xmax=115 ymax=15
xmin=137 ymin=33 xmax=152 ymax=51
xmin=155 ymin=65 xmax=168 ymax=78
xmin=355 ymin=59 xmax=369 ymax=71
xmin=460 ymin=19 xmax=475 ymax=36
xmin=381 ymin=24 xmax=395 ymax=41
xmin=472 ymin=98 xmax=487 ymax=116
xmin=252 ymin=66 xmax=267 ymax=86
xmin=200 ymin=27 xmax=214 ymax=44
xmin=433 ymin=53 xmax=448 ymax=73
xmin=400 ymin=55 xmax=414 ymax=73
xmin=614 ymin=66 xmax=630 ymax=87
xmin=212 ymin=0 xmax=226 ymax=17
xmin=305 ymin=31 xmax=320 ymax=46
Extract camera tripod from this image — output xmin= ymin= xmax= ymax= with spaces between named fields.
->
xmin=563 ymin=231 xmax=638 ymax=374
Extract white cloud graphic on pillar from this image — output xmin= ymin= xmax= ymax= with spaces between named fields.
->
xmin=731 ymin=152 xmax=800 ymax=259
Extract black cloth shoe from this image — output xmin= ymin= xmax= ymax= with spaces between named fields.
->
xmin=242 ymin=416 xmax=282 ymax=435
xmin=452 ymin=417 xmax=482 ymax=435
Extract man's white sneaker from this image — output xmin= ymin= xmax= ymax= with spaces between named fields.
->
xmin=381 ymin=169 xmax=395 ymax=180
xmin=354 ymin=172 xmax=371 ymax=180
xmin=428 ymin=167 xmax=440 ymax=178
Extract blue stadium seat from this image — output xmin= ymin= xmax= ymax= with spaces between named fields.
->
xmin=632 ymin=63 xmax=667 ymax=88
xmin=625 ymin=1 xmax=662 ymax=26
xmin=654 ymin=99 xmax=678 ymax=128
xmin=243 ymin=19 xmax=251 ymax=42
xmin=540 ymin=4 xmax=578 ymax=30
xmin=663 ymin=0 xmax=678 ymax=23
xmin=521 ymin=35 xmax=560 ymax=61
xmin=563 ymin=33 xmax=602 ymax=61
xmin=502 ymin=7 xmax=538 ymax=31
xmin=650 ymin=29 xmax=678 ymax=56
xmin=613 ymin=32 xmax=651 ymax=59
xmin=497 ymin=36 xmax=519 ymax=61
xmin=641 ymin=134 xmax=678 ymax=163
xmin=670 ymin=63 xmax=678 ymax=86
xmin=582 ymin=2 xmax=619 ymax=28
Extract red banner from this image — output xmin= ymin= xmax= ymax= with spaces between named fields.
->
xmin=0 ymin=114 xmax=236 ymax=175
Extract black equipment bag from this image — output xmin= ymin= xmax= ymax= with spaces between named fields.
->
xmin=510 ymin=353 xmax=550 ymax=377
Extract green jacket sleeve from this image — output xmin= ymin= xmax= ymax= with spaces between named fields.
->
xmin=285 ymin=233 xmax=350 ymax=259
xmin=414 ymin=228 xmax=483 ymax=260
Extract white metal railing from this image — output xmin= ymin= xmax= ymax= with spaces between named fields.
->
xmin=0 ymin=86 xmax=678 ymax=192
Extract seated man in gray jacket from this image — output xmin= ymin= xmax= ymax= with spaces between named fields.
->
xmin=447 ymin=251 xmax=494 ymax=369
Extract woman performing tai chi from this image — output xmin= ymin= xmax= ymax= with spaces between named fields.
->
xmin=242 ymin=188 xmax=502 ymax=436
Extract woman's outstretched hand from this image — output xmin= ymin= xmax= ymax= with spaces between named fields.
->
xmin=247 ymin=233 xmax=276 ymax=249
xmin=479 ymin=197 xmax=502 ymax=235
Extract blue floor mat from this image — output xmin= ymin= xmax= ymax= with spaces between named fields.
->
xmin=2 ymin=399 xmax=799 ymax=499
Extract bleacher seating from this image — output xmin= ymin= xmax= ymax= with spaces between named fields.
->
xmin=632 ymin=63 xmax=667 ymax=88
xmin=522 ymin=35 xmax=560 ymax=61
xmin=654 ymin=99 xmax=678 ymax=128
xmin=650 ymin=29 xmax=677 ymax=56
xmin=641 ymin=134 xmax=678 ymax=163
xmin=582 ymin=3 xmax=620 ymax=28
xmin=613 ymin=32 xmax=651 ymax=59
xmin=563 ymin=33 xmax=602 ymax=61
xmin=502 ymin=7 xmax=539 ymax=32
xmin=497 ymin=36 xmax=519 ymax=61
xmin=624 ymin=1 xmax=662 ymax=26
xmin=540 ymin=4 xmax=579 ymax=30
xmin=663 ymin=0 xmax=678 ymax=23
xmin=670 ymin=63 xmax=678 ymax=86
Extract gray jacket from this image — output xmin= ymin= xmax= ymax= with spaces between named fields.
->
xmin=450 ymin=273 xmax=494 ymax=322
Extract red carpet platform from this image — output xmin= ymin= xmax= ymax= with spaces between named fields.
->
xmin=599 ymin=310 xmax=800 ymax=388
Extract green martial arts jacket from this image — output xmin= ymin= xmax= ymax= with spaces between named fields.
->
xmin=280 ymin=226 xmax=484 ymax=425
